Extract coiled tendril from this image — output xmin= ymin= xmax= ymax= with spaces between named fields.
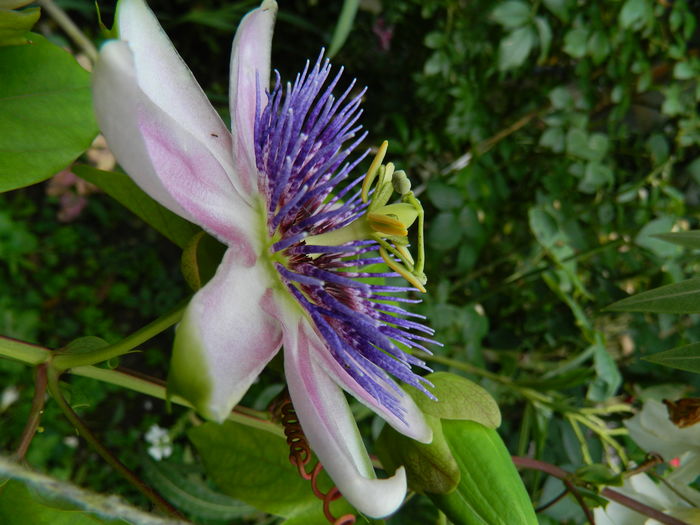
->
xmin=273 ymin=393 xmax=357 ymax=525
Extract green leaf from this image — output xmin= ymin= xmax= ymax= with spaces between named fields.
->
xmin=574 ymin=464 xmax=623 ymax=486
xmin=376 ymin=414 xmax=461 ymax=494
xmin=0 ymin=33 xmax=97 ymax=191
xmin=0 ymin=6 xmax=39 ymax=46
xmin=542 ymin=0 xmax=570 ymax=21
xmin=0 ymin=456 xmax=175 ymax=524
xmin=587 ymin=341 xmax=622 ymax=402
xmin=534 ymin=16 xmax=552 ymax=63
xmin=74 ymin=166 xmax=201 ymax=249
xmin=563 ymin=27 xmax=588 ymax=58
xmin=528 ymin=207 xmax=559 ymax=249
xmin=619 ymin=0 xmax=651 ymax=30
xmin=549 ymin=86 xmax=573 ymax=109
xmin=498 ymin=26 xmax=535 ymax=71
xmin=427 ymin=182 xmax=463 ymax=210
xmin=54 ymin=336 xmax=109 ymax=357
xmin=142 ymin=457 xmax=256 ymax=521
xmin=188 ymin=421 xmax=349 ymax=521
xmin=643 ymin=342 xmax=700 ymax=374
xmin=587 ymin=31 xmax=610 ymax=64
xmin=429 ymin=421 xmax=537 ymax=525
xmin=634 ymin=216 xmax=682 ymax=258
xmin=607 ymin=277 xmax=700 ymax=313
xmin=653 ymin=231 xmax=700 ymax=249
xmin=578 ymin=162 xmax=613 ymax=193
xmin=411 ymin=372 xmax=501 ymax=429
xmin=428 ymin=211 xmax=463 ymax=250
xmin=490 ymin=1 xmax=531 ymax=29
xmin=327 ymin=0 xmax=359 ymax=58
xmin=673 ymin=61 xmax=697 ymax=80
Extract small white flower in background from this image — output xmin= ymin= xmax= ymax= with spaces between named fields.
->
xmin=625 ymin=399 xmax=700 ymax=505
xmin=63 ymin=436 xmax=79 ymax=449
xmin=0 ymin=386 xmax=20 ymax=413
xmin=145 ymin=424 xmax=173 ymax=461
xmin=594 ymin=399 xmax=700 ymax=524
xmin=594 ymin=472 xmax=700 ymax=525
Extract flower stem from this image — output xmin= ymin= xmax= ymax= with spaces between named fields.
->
xmin=70 ymin=365 xmax=285 ymax=437
xmin=37 ymin=0 xmax=98 ymax=62
xmin=46 ymin=366 xmax=185 ymax=519
xmin=0 ymin=336 xmax=51 ymax=365
xmin=52 ymin=303 xmax=186 ymax=371
xmin=14 ymin=364 xmax=48 ymax=461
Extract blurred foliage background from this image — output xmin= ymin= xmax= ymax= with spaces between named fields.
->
xmin=3 ymin=0 xmax=700 ymax=523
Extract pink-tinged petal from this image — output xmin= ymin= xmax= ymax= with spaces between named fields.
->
xmin=93 ymin=41 xmax=258 ymax=261
xmin=284 ymin=319 xmax=408 ymax=518
xmin=169 ymin=249 xmax=283 ymax=422
xmin=229 ymin=0 xmax=277 ymax=196
xmin=309 ymin=333 xmax=432 ymax=444
xmin=116 ymin=0 xmax=237 ymax=183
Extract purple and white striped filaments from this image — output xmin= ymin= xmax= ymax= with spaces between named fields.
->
xmin=254 ymin=53 xmax=437 ymax=421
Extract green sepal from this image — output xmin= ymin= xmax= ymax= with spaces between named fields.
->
xmin=95 ymin=1 xmax=118 ymax=40
xmin=376 ymin=413 xmax=461 ymax=494
xmin=428 ymin=420 xmax=537 ymax=525
xmin=166 ymin=311 xmax=215 ymax=419
xmin=412 ymin=372 xmax=501 ymax=428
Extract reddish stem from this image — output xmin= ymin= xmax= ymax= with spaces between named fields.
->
xmin=14 ymin=364 xmax=48 ymax=460
xmin=512 ymin=456 xmax=688 ymax=525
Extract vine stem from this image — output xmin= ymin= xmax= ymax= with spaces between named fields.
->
xmin=14 ymin=363 xmax=48 ymax=460
xmin=37 ymin=0 xmax=98 ymax=62
xmin=52 ymin=303 xmax=187 ymax=371
xmin=512 ymin=456 xmax=688 ymax=525
xmin=45 ymin=366 xmax=185 ymax=520
xmin=0 ymin=333 xmax=284 ymax=437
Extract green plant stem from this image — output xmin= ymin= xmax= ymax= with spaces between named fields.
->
xmin=46 ymin=366 xmax=185 ymax=519
xmin=0 ymin=331 xmax=284 ymax=437
xmin=38 ymin=0 xmax=98 ymax=62
xmin=52 ymin=304 xmax=186 ymax=371
xmin=71 ymin=365 xmax=285 ymax=437
xmin=0 ymin=336 xmax=50 ymax=365
xmin=14 ymin=364 xmax=48 ymax=461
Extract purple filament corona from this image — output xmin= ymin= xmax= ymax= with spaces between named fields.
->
xmin=254 ymin=53 xmax=438 ymax=420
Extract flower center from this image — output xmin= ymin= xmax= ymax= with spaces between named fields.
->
xmin=252 ymin=53 xmax=437 ymax=420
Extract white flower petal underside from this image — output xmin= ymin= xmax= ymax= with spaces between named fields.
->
xmin=93 ymin=41 xmax=258 ymax=260
xmin=229 ymin=0 xmax=277 ymax=197
xmin=169 ymin=249 xmax=283 ymax=422
xmin=284 ymin=319 xmax=407 ymax=518
xmin=116 ymin=0 xmax=238 ymax=185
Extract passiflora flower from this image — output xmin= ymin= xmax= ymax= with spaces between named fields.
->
xmin=93 ymin=0 xmax=437 ymax=517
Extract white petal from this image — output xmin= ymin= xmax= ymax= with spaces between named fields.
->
xmin=284 ymin=319 xmax=407 ymax=518
xmin=116 ymin=0 xmax=237 ymax=181
xmin=229 ymin=0 xmax=277 ymax=197
xmin=626 ymin=400 xmax=700 ymax=461
xmin=169 ymin=249 xmax=283 ymax=422
xmin=93 ymin=41 xmax=258 ymax=259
